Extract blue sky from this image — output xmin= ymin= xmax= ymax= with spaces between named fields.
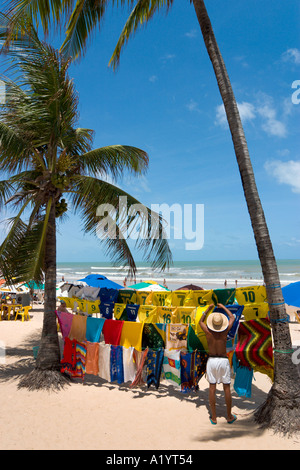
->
xmin=2 ymin=0 xmax=300 ymax=264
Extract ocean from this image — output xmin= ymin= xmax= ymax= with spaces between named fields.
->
xmin=56 ymin=259 xmax=300 ymax=290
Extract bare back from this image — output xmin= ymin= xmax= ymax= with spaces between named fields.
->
xmin=205 ymin=329 xmax=228 ymax=356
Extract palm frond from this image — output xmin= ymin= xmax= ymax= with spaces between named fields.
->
xmin=68 ymin=174 xmax=172 ymax=275
xmin=0 ymin=180 xmax=14 ymax=210
xmin=3 ymin=0 xmax=74 ymax=37
xmin=0 ymin=199 xmax=52 ymax=283
xmin=60 ymin=0 xmax=108 ymax=60
xmin=109 ymin=0 xmax=174 ymax=70
xmin=78 ymin=144 xmax=149 ymax=179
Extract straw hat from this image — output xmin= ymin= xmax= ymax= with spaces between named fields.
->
xmin=207 ymin=312 xmax=229 ymax=332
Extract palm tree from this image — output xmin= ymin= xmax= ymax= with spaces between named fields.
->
xmin=4 ymin=0 xmax=300 ymax=434
xmin=0 ymin=19 xmax=172 ymax=390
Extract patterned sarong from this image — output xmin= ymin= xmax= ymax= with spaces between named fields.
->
xmin=236 ymin=318 xmax=273 ymax=380
xmin=180 ymin=350 xmax=208 ymax=393
xmin=142 ymin=323 xmax=165 ymax=350
xmin=163 ymin=350 xmax=181 ymax=389
xmin=130 ymin=348 xmax=148 ymax=388
xmin=145 ymin=348 xmax=164 ymax=389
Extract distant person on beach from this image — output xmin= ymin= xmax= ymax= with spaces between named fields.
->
xmin=235 ymin=280 xmax=238 ymax=288
xmin=163 ymin=278 xmax=168 ymax=288
xmin=224 ymin=280 xmax=227 ymax=288
xmin=123 ymin=277 xmax=127 ymax=287
xmin=199 ymin=303 xmax=237 ymax=425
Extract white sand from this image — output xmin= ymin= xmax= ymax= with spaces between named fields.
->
xmin=0 ymin=303 xmax=300 ymax=450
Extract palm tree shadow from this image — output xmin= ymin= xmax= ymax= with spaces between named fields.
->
xmin=0 ymin=328 xmax=42 ymax=382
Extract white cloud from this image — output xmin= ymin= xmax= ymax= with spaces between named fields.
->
xmin=149 ymin=75 xmax=158 ymax=83
xmin=185 ymin=29 xmax=198 ymax=39
xmin=264 ymin=160 xmax=300 ymax=193
xmin=215 ymin=101 xmax=255 ymax=127
xmin=282 ymin=48 xmax=300 ymax=65
xmin=256 ymin=99 xmax=287 ymax=137
xmin=215 ymin=94 xmax=287 ymax=138
xmin=186 ymin=99 xmax=201 ymax=113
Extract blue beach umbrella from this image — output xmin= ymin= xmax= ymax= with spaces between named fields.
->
xmin=77 ymin=274 xmax=122 ymax=290
xmin=282 ymin=281 xmax=300 ymax=309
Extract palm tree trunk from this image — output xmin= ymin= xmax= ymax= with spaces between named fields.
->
xmin=192 ymin=0 xmax=300 ymax=434
xmin=18 ymin=201 xmax=69 ymax=390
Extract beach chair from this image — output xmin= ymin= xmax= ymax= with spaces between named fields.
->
xmin=15 ymin=306 xmax=32 ymax=322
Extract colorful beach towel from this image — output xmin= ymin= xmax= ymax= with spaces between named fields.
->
xmin=110 ymin=345 xmax=124 ymax=384
xmin=120 ymin=321 xmax=144 ymax=351
xmin=213 ymin=304 xmax=244 ymax=340
xmin=85 ymin=341 xmax=100 ymax=375
xmin=232 ymin=352 xmax=253 ymax=398
xmin=130 ymin=348 xmax=148 ymax=388
xmin=142 ymin=323 xmax=165 ymax=350
xmin=180 ymin=350 xmax=208 ymax=393
xmin=145 ymin=348 xmax=164 ymax=389
xmin=236 ymin=318 xmax=273 ymax=380
xmin=86 ymin=317 xmax=105 ymax=343
xmin=163 ymin=350 xmax=181 ymax=389
xmin=187 ymin=324 xmax=208 ymax=352
xmin=61 ymin=337 xmax=77 ymax=377
xmin=68 ymin=314 xmax=87 ymax=342
xmin=56 ymin=311 xmax=73 ymax=339
xmin=75 ymin=341 xmax=87 ymax=379
xmin=165 ymin=323 xmax=188 ymax=350
xmin=102 ymin=319 xmax=124 ymax=346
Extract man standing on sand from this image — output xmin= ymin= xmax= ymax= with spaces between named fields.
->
xmin=199 ymin=303 xmax=237 ymax=425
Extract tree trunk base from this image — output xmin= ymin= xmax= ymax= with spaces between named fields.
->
xmin=254 ymin=384 xmax=300 ymax=436
xmin=18 ymin=368 xmax=71 ymax=392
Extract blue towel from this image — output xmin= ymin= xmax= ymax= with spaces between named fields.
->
xmin=232 ymin=352 xmax=253 ymax=398
xmin=110 ymin=345 xmax=124 ymax=384
xmin=86 ymin=317 xmax=105 ymax=343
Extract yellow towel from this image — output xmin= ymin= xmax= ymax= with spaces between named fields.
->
xmin=120 ymin=321 xmax=144 ymax=351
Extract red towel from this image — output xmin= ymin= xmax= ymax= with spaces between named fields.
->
xmin=102 ymin=319 xmax=124 ymax=346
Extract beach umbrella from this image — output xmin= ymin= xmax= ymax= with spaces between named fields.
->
xmin=127 ymin=282 xmax=153 ymax=290
xmin=282 ymin=281 xmax=300 ymax=309
xmin=176 ymin=284 xmax=204 ymax=290
xmin=77 ymin=274 xmax=122 ymax=290
xmin=24 ymin=280 xmax=45 ymax=291
xmin=140 ymin=284 xmax=170 ymax=292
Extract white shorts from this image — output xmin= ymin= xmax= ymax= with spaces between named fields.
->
xmin=206 ymin=357 xmax=231 ymax=385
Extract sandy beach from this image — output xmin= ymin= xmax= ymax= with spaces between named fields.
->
xmin=0 ymin=302 xmax=300 ymax=451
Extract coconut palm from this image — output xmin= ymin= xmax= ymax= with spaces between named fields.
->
xmin=108 ymin=0 xmax=300 ymax=436
xmin=0 ymin=19 xmax=172 ymax=390
xmin=4 ymin=0 xmax=300 ymax=433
